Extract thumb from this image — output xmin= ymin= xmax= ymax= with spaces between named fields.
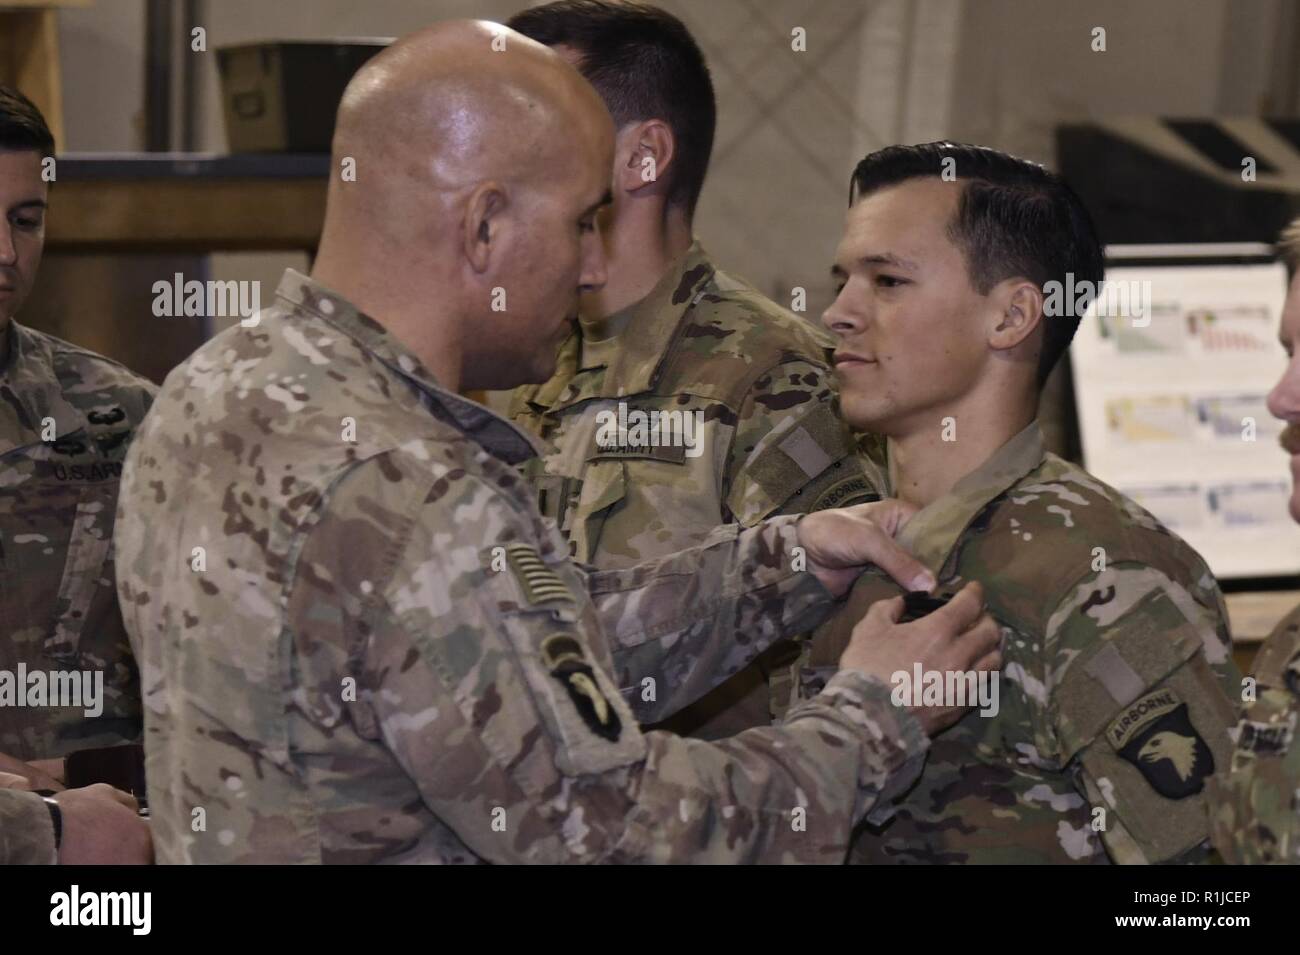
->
xmin=865 ymin=531 xmax=935 ymax=594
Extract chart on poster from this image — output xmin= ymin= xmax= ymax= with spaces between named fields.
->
xmin=1072 ymin=246 xmax=1300 ymax=579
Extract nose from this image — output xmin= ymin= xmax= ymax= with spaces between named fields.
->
xmin=579 ymin=224 xmax=608 ymax=293
xmin=821 ymin=279 xmax=865 ymax=339
xmin=0 ymin=221 xmax=16 ymax=267
xmin=1267 ymin=353 xmax=1300 ymax=423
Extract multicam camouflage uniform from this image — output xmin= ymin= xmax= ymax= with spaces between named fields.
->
xmin=795 ymin=423 xmax=1241 ymax=863
xmin=510 ymin=242 xmax=877 ymax=737
xmin=115 ymin=269 xmax=928 ymax=864
xmin=0 ymin=320 xmax=152 ymax=761
xmin=1209 ymin=604 xmax=1300 ymax=864
xmin=0 ymin=788 xmax=55 ymax=863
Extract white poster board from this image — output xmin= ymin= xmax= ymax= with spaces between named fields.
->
xmin=1070 ymin=246 xmax=1300 ymax=580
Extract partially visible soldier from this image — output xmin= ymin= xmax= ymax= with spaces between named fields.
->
xmin=0 ymin=86 xmax=151 ymax=784
xmin=506 ymin=2 xmax=879 ymax=738
xmin=0 ymin=777 xmax=152 ymax=864
xmin=1208 ymin=218 xmax=1300 ymax=864
xmin=797 ymin=143 xmax=1241 ymax=864
xmin=114 ymin=22 xmax=1001 ymax=864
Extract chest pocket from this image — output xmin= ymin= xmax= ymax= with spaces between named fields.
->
xmin=0 ymin=437 xmax=122 ymax=667
xmin=478 ymin=543 xmax=644 ymax=782
xmin=566 ymin=459 xmax=626 ymax=565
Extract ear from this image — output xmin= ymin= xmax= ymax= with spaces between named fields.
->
xmin=616 ymin=119 xmax=675 ymax=196
xmin=988 ymin=278 xmax=1044 ymax=353
xmin=463 ymin=181 xmax=508 ymax=274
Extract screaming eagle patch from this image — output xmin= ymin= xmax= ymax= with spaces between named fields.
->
xmin=540 ymin=634 xmax=622 ymax=742
xmin=1107 ymin=688 xmax=1213 ymax=799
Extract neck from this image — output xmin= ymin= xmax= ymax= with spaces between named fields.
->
xmin=311 ymin=243 xmax=463 ymax=392
xmin=590 ymin=203 xmax=692 ymax=317
xmin=886 ymin=388 xmax=1037 ymax=509
xmin=0 ymin=317 xmax=10 ymax=371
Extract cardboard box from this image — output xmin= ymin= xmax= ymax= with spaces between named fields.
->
xmin=217 ymin=40 xmax=389 ymax=153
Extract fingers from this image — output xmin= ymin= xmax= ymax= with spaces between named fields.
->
xmin=0 ymin=771 xmax=32 ymax=790
xmin=84 ymin=782 xmax=139 ymax=811
xmin=850 ymin=497 xmax=920 ymax=536
xmin=858 ymin=524 xmax=935 ymax=593
xmin=864 ymin=594 xmax=905 ymax=627
xmin=971 ymin=648 xmax=1003 ymax=674
xmin=934 ymin=580 xmax=985 ymax=633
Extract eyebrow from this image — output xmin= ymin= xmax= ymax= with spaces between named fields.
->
xmin=8 ymin=199 xmax=47 ymax=212
xmin=830 ymin=252 xmax=919 ymax=277
xmin=582 ymin=190 xmax=613 ymax=217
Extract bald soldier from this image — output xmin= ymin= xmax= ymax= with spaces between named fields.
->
xmin=506 ymin=2 xmax=878 ymax=738
xmin=1208 ymin=218 xmax=1300 ymax=864
xmin=793 ymin=144 xmax=1239 ymax=864
xmin=114 ymin=22 xmax=1000 ymax=864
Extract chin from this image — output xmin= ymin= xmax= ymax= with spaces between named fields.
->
xmin=839 ymin=392 xmax=895 ymax=435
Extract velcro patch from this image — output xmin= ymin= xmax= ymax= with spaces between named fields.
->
xmin=1108 ymin=689 xmax=1214 ymax=799
xmin=1237 ymin=716 xmax=1295 ymax=756
xmin=504 ymin=543 xmax=573 ymax=607
xmin=588 ymin=442 xmax=686 ymax=464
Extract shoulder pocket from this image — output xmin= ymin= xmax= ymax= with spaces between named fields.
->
xmin=480 ymin=551 xmax=645 ymax=779
xmin=1054 ymin=624 xmax=1235 ymax=861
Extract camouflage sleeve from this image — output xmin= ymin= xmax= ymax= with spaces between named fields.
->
xmin=1047 ymin=562 xmax=1240 ymax=863
xmin=587 ymin=515 xmax=837 ymax=723
xmin=0 ymin=789 xmax=56 ymax=864
xmin=368 ymin=474 xmax=928 ymax=863
xmin=723 ymin=359 xmax=880 ymax=525
xmin=1208 ymin=612 xmax=1300 ymax=864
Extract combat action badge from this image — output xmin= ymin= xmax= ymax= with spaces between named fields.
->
xmin=1107 ymin=688 xmax=1214 ymax=799
xmin=540 ymin=634 xmax=622 ymax=742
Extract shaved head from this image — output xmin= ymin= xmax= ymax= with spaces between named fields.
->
xmin=312 ymin=20 xmax=615 ymax=391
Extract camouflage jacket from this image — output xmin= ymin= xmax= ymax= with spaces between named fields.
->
xmin=0 ymin=320 xmax=153 ymax=761
xmin=798 ymin=422 xmax=1241 ymax=864
xmin=0 ymin=788 xmax=55 ymax=864
xmin=509 ymin=242 xmax=877 ymax=738
xmin=115 ymin=268 xmax=928 ymax=864
xmin=1209 ymin=603 xmax=1300 ymax=864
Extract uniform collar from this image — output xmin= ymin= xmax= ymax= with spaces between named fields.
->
xmin=0 ymin=320 xmax=87 ymax=457
xmin=517 ymin=240 xmax=716 ymax=412
xmin=597 ymin=239 xmax=714 ymax=395
xmin=895 ymin=420 xmax=1047 ymax=574
xmin=274 ymin=269 xmax=541 ymax=466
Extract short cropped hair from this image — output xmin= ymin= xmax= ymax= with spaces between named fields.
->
xmin=850 ymin=142 xmax=1105 ymax=387
xmin=0 ymin=85 xmax=55 ymax=157
xmin=508 ymin=1 xmax=715 ymax=220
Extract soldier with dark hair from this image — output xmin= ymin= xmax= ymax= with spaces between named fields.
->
xmin=0 ymin=84 xmax=153 ymax=862
xmin=795 ymin=142 xmax=1241 ymax=863
xmin=0 ymin=85 xmax=154 ymax=786
xmin=507 ymin=1 xmax=879 ymax=739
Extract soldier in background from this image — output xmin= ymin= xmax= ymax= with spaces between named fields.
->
xmin=797 ymin=143 xmax=1240 ymax=863
xmin=114 ymin=21 xmax=1001 ymax=864
xmin=1208 ymin=218 xmax=1300 ymax=864
xmin=506 ymin=2 xmax=878 ymax=738
xmin=0 ymin=86 xmax=151 ymax=791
